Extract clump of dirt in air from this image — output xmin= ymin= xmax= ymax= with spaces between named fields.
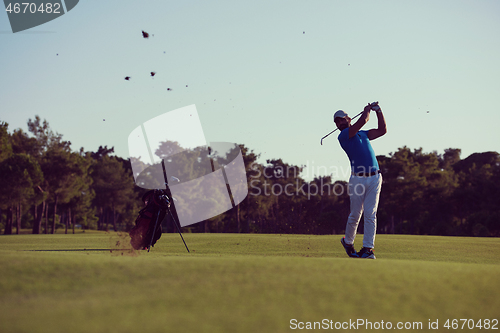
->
xmin=109 ymin=232 xmax=138 ymax=257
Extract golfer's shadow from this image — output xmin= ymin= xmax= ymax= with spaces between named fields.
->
xmin=26 ymin=249 xmax=130 ymax=252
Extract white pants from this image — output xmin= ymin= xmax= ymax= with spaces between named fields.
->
xmin=344 ymin=173 xmax=382 ymax=249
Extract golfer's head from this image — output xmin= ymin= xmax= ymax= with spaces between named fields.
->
xmin=334 ymin=110 xmax=350 ymax=131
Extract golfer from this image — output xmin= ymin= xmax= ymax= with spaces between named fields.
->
xmin=335 ymin=102 xmax=387 ymax=259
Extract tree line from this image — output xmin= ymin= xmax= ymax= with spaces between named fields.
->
xmin=1 ymin=116 xmax=499 ymax=237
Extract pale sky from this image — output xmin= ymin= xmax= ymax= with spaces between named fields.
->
xmin=1 ymin=0 xmax=499 ymax=181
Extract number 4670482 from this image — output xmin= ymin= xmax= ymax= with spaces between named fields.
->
xmin=444 ymin=319 xmax=498 ymax=330
xmin=5 ymin=2 xmax=61 ymax=14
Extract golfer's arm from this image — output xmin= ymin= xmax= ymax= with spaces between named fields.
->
xmin=367 ymin=111 xmax=387 ymax=140
xmin=348 ymin=110 xmax=370 ymax=138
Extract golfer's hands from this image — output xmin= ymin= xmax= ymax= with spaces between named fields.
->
xmin=364 ymin=104 xmax=372 ymax=113
xmin=367 ymin=102 xmax=381 ymax=112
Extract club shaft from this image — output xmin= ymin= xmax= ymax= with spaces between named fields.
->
xmin=320 ymin=110 xmax=364 ymax=145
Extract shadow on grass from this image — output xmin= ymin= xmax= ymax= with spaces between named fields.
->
xmin=26 ymin=248 xmax=139 ymax=255
xmin=17 ymin=232 xmax=141 ymax=256
xmin=26 ymin=249 xmax=129 ymax=252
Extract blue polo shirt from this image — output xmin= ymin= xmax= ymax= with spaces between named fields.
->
xmin=338 ymin=129 xmax=379 ymax=174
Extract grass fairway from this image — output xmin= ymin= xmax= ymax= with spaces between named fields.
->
xmin=0 ymin=232 xmax=499 ymax=333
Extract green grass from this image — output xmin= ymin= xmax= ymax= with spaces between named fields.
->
xmin=0 ymin=232 xmax=499 ymax=332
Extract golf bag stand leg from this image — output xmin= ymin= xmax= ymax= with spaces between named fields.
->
xmin=166 ymin=204 xmax=190 ymax=253
xmin=147 ymin=207 xmax=163 ymax=252
xmin=161 ymin=159 xmax=190 ymax=253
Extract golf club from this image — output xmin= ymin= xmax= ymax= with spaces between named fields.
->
xmin=320 ymin=110 xmax=363 ymax=145
xmin=320 ymin=102 xmax=380 ymax=145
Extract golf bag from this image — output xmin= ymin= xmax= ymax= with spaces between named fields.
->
xmin=129 ymin=190 xmax=167 ymax=250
